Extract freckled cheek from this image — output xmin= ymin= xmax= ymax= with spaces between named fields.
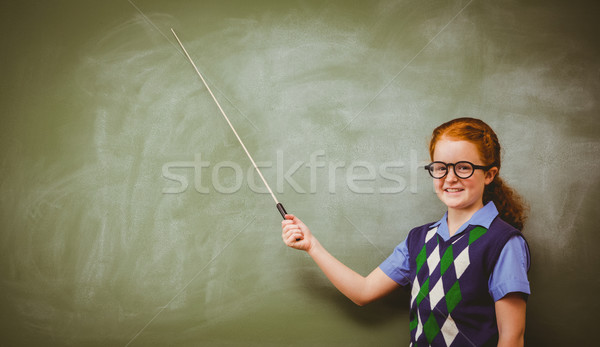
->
xmin=464 ymin=178 xmax=484 ymax=192
xmin=433 ymin=179 xmax=444 ymax=193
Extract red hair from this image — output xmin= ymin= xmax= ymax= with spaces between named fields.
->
xmin=429 ymin=117 xmax=528 ymax=230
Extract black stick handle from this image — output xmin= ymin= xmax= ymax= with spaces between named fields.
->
xmin=276 ymin=202 xmax=287 ymax=219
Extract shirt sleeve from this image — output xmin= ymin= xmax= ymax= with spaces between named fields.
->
xmin=379 ymin=239 xmax=411 ymax=286
xmin=488 ymin=235 xmax=531 ymax=301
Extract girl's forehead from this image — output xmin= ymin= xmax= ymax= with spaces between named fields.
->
xmin=433 ymin=138 xmax=482 ymax=161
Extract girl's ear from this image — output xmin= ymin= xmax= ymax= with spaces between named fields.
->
xmin=484 ymin=167 xmax=499 ymax=185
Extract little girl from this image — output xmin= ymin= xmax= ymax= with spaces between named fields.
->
xmin=282 ymin=118 xmax=530 ymax=346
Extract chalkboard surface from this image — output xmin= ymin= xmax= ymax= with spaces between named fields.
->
xmin=1 ymin=0 xmax=599 ymax=346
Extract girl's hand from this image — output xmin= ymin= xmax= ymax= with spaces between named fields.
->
xmin=281 ymin=214 xmax=314 ymax=252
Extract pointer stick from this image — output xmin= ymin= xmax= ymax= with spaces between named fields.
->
xmin=171 ymin=28 xmax=288 ymax=219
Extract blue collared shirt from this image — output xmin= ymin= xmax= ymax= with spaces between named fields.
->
xmin=379 ymin=202 xmax=530 ymax=301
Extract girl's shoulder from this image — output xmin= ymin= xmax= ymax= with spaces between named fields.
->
xmin=489 ymin=216 xmax=523 ymax=236
xmin=405 ymin=221 xmax=438 ymax=248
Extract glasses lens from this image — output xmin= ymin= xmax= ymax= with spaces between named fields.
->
xmin=429 ymin=162 xmax=447 ymax=178
xmin=455 ymin=162 xmax=474 ymax=178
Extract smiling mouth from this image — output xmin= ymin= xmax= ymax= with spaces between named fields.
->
xmin=445 ymin=188 xmax=464 ymax=193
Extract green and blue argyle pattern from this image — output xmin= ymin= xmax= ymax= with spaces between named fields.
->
xmin=409 ymin=226 xmax=487 ymax=346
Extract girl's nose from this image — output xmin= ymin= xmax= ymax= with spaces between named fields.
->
xmin=445 ymin=168 xmax=459 ymax=182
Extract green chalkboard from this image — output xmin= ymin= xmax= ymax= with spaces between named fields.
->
xmin=1 ymin=0 xmax=599 ymax=346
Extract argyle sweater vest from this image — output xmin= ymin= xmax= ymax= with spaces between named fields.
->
xmin=406 ymin=217 xmax=522 ymax=346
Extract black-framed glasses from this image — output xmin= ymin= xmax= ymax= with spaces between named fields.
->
xmin=424 ymin=161 xmax=494 ymax=179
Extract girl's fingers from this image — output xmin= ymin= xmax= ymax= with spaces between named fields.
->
xmin=282 ymin=226 xmax=304 ymax=245
xmin=286 ymin=234 xmax=302 ymax=244
xmin=284 ymin=214 xmax=293 ymax=220
xmin=282 ymin=225 xmax=299 ymax=234
xmin=282 ymin=221 xmax=299 ymax=229
xmin=281 ymin=220 xmax=295 ymax=230
xmin=284 ymin=228 xmax=303 ymax=241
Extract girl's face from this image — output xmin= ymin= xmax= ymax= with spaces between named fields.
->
xmin=432 ymin=137 xmax=497 ymax=215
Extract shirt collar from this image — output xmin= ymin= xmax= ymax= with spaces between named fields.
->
xmin=430 ymin=201 xmax=499 ymax=241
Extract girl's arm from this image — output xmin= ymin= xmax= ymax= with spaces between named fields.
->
xmin=282 ymin=214 xmax=400 ymax=306
xmin=495 ymin=293 xmax=527 ymax=347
